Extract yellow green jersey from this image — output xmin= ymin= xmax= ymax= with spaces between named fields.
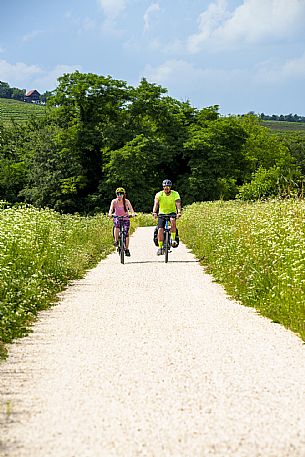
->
xmin=155 ymin=190 xmax=180 ymax=214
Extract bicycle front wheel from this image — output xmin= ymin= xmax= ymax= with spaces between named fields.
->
xmin=164 ymin=231 xmax=169 ymax=263
xmin=120 ymin=231 xmax=125 ymax=264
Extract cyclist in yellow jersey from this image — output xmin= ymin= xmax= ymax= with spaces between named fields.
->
xmin=152 ymin=179 xmax=182 ymax=255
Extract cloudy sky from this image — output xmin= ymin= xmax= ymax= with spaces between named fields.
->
xmin=1 ymin=0 xmax=305 ymax=115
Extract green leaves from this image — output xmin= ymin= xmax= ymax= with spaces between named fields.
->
xmin=1 ymin=72 xmax=305 ymax=213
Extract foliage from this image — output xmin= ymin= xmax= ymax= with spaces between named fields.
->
xmin=278 ymin=131 xmax=305 ymax=176
xmin=260 ymin=112 xmax=305 ymax=123
xmin=237 ymin=164 xmax=301 ymax=200
xmin=179 ymin=200 xmax=305 ymax=341
xmin=0 ymin=204 xmax=115 ymax=358
xmin=236 ymin=115 xmax=302 ymax=199
xmin=1 ymin=72 xmax=305 ymax=213
xmin=183 ymin=115 xmax=248 ymax=202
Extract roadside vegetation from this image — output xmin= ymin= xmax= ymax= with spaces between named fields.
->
xmin=179 ymin=199 xmax=305 ymax=341
xmin=0 ymin=203 xmax=151 ymax=358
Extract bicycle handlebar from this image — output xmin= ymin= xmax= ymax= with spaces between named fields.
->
xmin=157 ymin=214 xmax=177 ymax=219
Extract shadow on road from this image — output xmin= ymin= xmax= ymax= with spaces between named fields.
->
xmin=125 ymin=260 xmax=200 ymax=264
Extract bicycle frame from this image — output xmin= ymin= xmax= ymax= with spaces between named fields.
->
xmin=159 ymin=214 xmax=176 ymax=263
xmin=114 ymin=216 xmax=129 ymax=264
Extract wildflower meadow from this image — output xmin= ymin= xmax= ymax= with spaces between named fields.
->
xmin=179 ymin=199 xmax=305 ymax=341
xmin=0 ymin=204 xmax=113 ymax=358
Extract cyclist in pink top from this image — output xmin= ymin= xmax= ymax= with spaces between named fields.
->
xmin=108 ymin=187 xmax=136 ymax=256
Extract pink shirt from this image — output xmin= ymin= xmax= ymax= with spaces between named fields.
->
xmin=113 ymin=199 xmax=128 ymax=217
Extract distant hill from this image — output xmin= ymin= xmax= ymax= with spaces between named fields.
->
xmin=0 ymin=98 xmax=47 ymax=125
xmin=260 ymin=120 xmax=305 ymax=133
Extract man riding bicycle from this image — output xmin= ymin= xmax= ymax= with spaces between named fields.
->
xmin=152 ymin=179 xmax=182 ymax=255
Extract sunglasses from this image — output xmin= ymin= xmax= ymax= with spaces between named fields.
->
xmin=116 ymin=193 xmax=124 ymax=196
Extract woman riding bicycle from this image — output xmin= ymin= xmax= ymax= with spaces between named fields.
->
xmin=108 ymin=187 xmax=136 ymax=257
xmin=152 ymin=179 xmax=182 ymax=255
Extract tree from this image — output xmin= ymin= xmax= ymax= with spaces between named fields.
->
xmin=0 ymin=121 xmax=29 ymax=202
xmin=0 ymin=81 xmax=11 ymax=98
xmin=20 ymin=119 xmax=88 ymax=212
xmin=182 ymin=115 xmax=248 ymax=202
xmin=11 ymin=87 xmax=26 ymax=101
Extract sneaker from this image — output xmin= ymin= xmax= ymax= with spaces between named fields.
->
xmin=125 ymin=249 xmax=130 ymax=256
xmin=172 ymin=240 xmax=178 ymax=248
xmin=114 ymin=240 xmax=119 ymax=247
xmin=157 ymin=248 xmax=164 ymax=256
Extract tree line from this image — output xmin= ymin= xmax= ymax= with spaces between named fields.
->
xmin=0 ymin=71 xmax=304 ymax=213
xmin=259 ymin=113 xmax=305 ymax=123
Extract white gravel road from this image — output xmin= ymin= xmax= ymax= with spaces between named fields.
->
xmin=0 ymin=227 xmax=305 ymax=457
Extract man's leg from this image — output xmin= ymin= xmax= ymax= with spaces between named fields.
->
xmin=157 ymin=220 xmax=164 ymax=254
xmin=158 ymin=227 xmax=164 ymax=248
xmin=170 ymin=217 xmax=178 ymax=246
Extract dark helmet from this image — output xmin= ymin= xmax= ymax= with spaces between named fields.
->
xmin=162 ymin=179 xmax=172 ymax=187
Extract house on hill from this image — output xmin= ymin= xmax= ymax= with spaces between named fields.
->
xmin=24 ymin=89 xmax=40 ymax=103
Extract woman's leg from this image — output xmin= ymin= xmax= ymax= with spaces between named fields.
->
xmin=114 ymin=227 xmax=120 ymax=242
xmin=123 ymin=219 xmax=131 ymax=249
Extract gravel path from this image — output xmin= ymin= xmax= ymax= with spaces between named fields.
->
xmin=0 ymin=227 xmax=305 ymax=457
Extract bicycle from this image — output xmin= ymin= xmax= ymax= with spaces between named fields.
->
xmin=113 ymin=215 xmax=132 ymax=264
xmin=159 ymin=214 xmax=177 ymax=263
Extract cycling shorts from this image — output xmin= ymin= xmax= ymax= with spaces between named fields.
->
xmin=157 ymin=213 xmax=176 ymax=229
xmin=114 ymin=216 xmax=130 ymax=235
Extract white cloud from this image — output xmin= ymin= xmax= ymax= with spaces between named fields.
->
xmin=143 ymin=3 xmax=160 ymax=31
xmin=142 ymin=59 xmax=285 ymax=113
xmin=98 ymin=0 xmax=126 ymax=20
xmin=256 ymin=53 xmax=305 ymax=84
xmin=32 ymin=64 xmax=82 ymax=91
xmin=187 ymin=0 xmax=230 ymax=53
xmin=142 ymin=58 xmax=243 ymax=94
xmin=188 ymin=0 xmax=305 ymax=53
xmin=0 ymin=60 xmax=81 ymax=91
xmin=0 ymin=59 xmax=42 ymax=86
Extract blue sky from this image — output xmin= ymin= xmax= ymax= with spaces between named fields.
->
xmin=1 ymin=0 xmax=305 ymax=115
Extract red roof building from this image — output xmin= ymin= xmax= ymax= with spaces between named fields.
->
xmin=24 ymin=89 xmax=40 ymax=103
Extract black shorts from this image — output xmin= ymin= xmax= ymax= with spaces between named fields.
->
xmin=157 ymin=213 xmax=177 ymax=229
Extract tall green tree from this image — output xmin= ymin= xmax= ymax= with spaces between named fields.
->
xmin=182 ymin=114 xmax=249 ymax=202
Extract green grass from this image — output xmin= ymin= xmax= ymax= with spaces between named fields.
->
xmin=261 ymin=120 xmax=305 ymax=132
xmin=0 ymin=98 xmax=47 ymax=125
xmin=179 ymin=199 xmax=305 ymax=341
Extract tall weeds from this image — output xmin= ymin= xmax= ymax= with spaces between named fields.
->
xmin=179 ymin=199 xmax=305 ymax=340
xmin=0 ymin=204 xmax=114 ymax=357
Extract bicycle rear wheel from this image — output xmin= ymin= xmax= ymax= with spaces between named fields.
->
xmin=164 ymin=231 xmax=169 ymax=263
